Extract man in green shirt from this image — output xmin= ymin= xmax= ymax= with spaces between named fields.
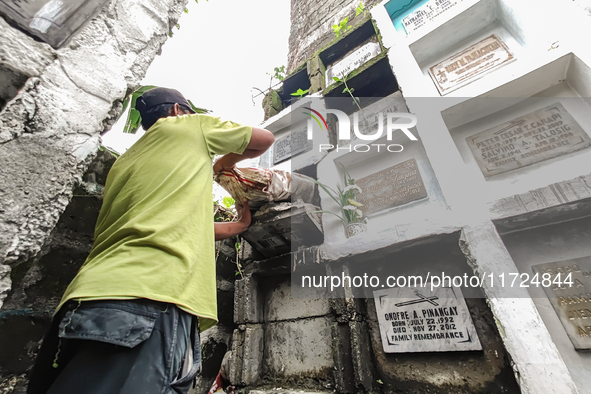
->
xmin=28 ymin=87 xmax=274 ymax=394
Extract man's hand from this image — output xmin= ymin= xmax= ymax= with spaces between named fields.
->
xmin=213 ymin=157 xmax=233 ymax=174
xmin=236 ymin=200 xmax=251 ymax=228
xmin=214 ymin=199 xmax=252 ymax=241
xmin=213 ymin=127 xmax=274 ymax=173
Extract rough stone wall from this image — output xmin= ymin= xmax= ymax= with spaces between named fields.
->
xmin=0 ymin=0 xmax=188 ymax=308
xmin=0 ymin=151 xmax=114 ymax=392
xmin=287 ymin=0 xmax=382 ymax=73
xmin=0 ymin=149 xmax=241 ymax=392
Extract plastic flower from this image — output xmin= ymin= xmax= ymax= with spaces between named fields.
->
xmin=343 ymin=185 xmax=362 ymax=193
xmin=343 ymin=205 xmax=357 ymax=211
xmin=347 ymin=198 xmax=363 ymax=207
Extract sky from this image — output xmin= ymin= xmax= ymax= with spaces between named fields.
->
xmin=101 ymin=0 xmax=291 ymax=154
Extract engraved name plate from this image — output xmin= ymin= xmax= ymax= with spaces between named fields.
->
xmin=273 ymin=127 xmax=313 ymax=165
xmin=466 ymin=103 xmax=591 ymax=177
xmin=429 ymin=35 xmax=515 ymax=95
xmin=355 ymin=158 xmax=427 ymax=215
xmin=374 ymin=286 xmax=482 ymax=353
xmin=0 ymin=0 xmax=110 ymax=48
xmin=326 ymin=41 xmax=381 ymax=87
xmin=532 ymin=257 xmax=591 ymax=350
xmin=401 ymin=0 xmax=463 ymax=35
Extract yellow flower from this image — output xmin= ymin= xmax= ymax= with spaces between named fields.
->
xmin=348 ymin=198 xmax=363 ymax=207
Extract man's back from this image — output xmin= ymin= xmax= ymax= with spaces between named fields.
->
xmin=58 ymin=114 xmax=252 ymax=331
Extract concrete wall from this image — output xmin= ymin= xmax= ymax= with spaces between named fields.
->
xmin=0 ymin=0 xmax=188 ymax=308
xmin=0 ymin=151 xmax=113 ymax=392
xmin=499 ymin=216 xmax=591 ymax=393
xmin=287 ymin=0 xmax=382 ymax=73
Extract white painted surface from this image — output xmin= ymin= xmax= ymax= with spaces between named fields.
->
xmin=258 ymin=96 xmax=329 ymax=172
xmin=501 ymin=219 xmax=591 ymax=393
xmin=315 ymin=95 xmax=449 ymax=247
xmin=370 ymin=0 xmax=591 ymax=391
xmin=460 ymin=222 xmax=579 ymax=394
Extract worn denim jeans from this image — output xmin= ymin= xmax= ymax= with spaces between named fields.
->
xmin=27 ymin=299 xmax=201 ymax=394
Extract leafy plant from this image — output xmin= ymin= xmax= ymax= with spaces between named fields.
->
xmin=290 ymin=88 xmax=309 ymax=99
xmin=333 ymin=17 xmax=352 ymax=37
xmin=222 ymin=196 xmax=235 ymax=209
xmin=234 ymin=240 xmax=243 ymax=279
xmin=356 ymin=2 xmax=368 ymax=17
xmin=333 ymin=73 xmax=362 ymax=111
xmin=121 ymin=85 xmax=210 ymax=134
xmin=269 ymin=66 xmax=286 ymax=82
xmin=98 ymin=144 xmax=121 ymax=157
xmin=253 ymin=65 xmax=287 ymax=104
xmin=312 ymin=164 xmax=367 ymax=226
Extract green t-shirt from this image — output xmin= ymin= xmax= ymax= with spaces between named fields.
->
xmin=58 ymin=114 xmax=252 ymax=331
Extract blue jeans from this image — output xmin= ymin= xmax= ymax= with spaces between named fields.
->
xmin=28 ymin=299 xmax=201 ymax=394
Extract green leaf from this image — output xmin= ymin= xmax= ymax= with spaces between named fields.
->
xmin=333 ymin=76 xmax=341 ymax=82
xmin=356 ymin=2 xmax=365 ymax=16
xmin=121 ymin=85 xmax=157 ymax=114
xmin=184 ymin=7 xmax=189 ymax=13
xmin=290 ymin=88 xmax=309 ymax=98
xmin=187 ymin=99 xmax=211 ymax=114
xmin=222 ymin=196 xmax=235 ymax=208
xmin=310 ymin=178 xmax=341 ymax=207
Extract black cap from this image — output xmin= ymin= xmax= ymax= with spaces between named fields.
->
xmin=136 ymin=87 xmax=196 ymax=115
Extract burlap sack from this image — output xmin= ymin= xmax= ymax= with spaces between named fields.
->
xmin=214 ymin=167 xmax=316 ymax=208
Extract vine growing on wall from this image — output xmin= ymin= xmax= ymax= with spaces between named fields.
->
xmin=333 ymin=2 xmax=368 ymax=37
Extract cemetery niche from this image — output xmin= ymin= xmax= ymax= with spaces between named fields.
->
xmin=355 ymin=158 xmax=428 ymax=215
xmin=385 ymin=0 xmax=467 ymax=35
xmin=532 ymin=257 xmax=591 ymax=350
xmin=429 ymin=34 xmax=515 ymax=95
xmin=374 ymin=285 xmax=482 ymax=353
xmin=273 ymin=124 xmax=313 ymax=165
xmin=466 ymin=102 xmax=591 ymax=178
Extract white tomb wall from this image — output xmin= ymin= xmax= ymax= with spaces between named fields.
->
xmin=315 ymin=117 xmax=449 ymax=248
xmin=499 ymin=217 xmax=591 ymax=393
xmin=258 ymin=95 xmax=330 ymax=172
xmin=443 ymin=57 xmax=591 ymax=207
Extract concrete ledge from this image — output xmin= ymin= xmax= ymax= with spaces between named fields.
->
xmin=241 ymin=202 xmax=324 ymax=259
xmin=234 ymin=276 xmax=263 ymax=324
xmin=229 ymin=324 xmax=264 ymax=386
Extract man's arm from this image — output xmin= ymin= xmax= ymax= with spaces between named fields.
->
xmin=213 ymin=127 xmax=274 ymax=173
xmin=214 ymin=200 xmax=252 ymax=241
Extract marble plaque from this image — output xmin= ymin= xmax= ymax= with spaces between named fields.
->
xmin=326 ymin=41 xmax=381 ymax=87
xmin=466 ymin=103 xmax=591 ymax=177
xmin=532 ymin=258 xmax=591 ymax=350
xmin=429 ymin=35 xmax=515 ymax=95
xmin=374 ymin=286 xmax=482 ymax=353
xmin=0 ymin=0 xmax=110 ymax=48
xmin=401 ymin=0 xmax=463 ymax=35
xmin=355 ymin=159 xmax=427 ymax=215
xmin=273 ymin=126 xmax=313 ymax=165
